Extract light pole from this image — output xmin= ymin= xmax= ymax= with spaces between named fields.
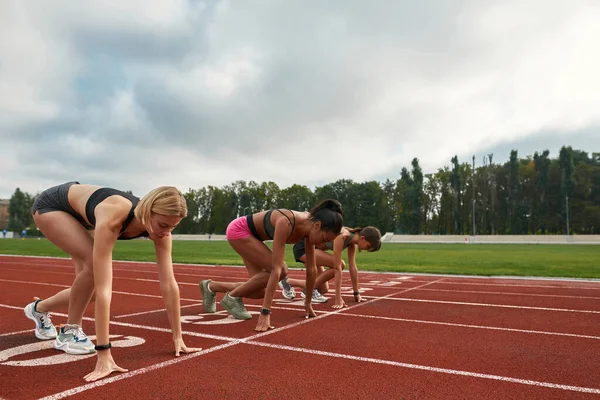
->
xmin=237 ymin=206 xmax=249 ymax=218
xmin=472 ymin=155 xmax=476 ymax=237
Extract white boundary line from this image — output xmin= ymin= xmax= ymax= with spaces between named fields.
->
xmin=1 ymin=254 xmax=600 ymax=283
xmin=4 ymin=263 xmax=600 ymax=293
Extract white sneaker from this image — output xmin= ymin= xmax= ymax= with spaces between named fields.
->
xmin=301 ymin=289 xmax=328 ymax=303
xmin=278 ymin=278 xmax=296 ymax=300
xmin=53 ymin=324 xmax=96 ymax=355
xmin=24 ymin=298 xmax=57 ymax=340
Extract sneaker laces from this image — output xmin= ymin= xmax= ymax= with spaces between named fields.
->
xmin=63 ymin=325 xmax=89 ymax=342
xmin=38 ymin=313 xmax=54 ymax=330
xmin=74 ymin=327 xmax=89 ymax=342
xmin=280 ymin=277 xmax=292 ymax=291
xmin=233 ymin=296 xmax=244 ymax=306
xmin=313 ymin=289 xmax=325 ymax=300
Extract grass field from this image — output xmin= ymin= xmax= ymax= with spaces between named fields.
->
xmin=1 ymin=238 xmax=599 ymax=278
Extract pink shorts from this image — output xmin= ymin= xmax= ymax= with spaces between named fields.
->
xmin=226 ymin=216 xmax=253 ymax=240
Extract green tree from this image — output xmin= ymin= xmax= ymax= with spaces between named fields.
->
xmin=410 ymin=158 xmax=424 ymax=234
xmin=8 ymin=188 xmax=34 ymax=232
xmin=278 ymin=184 xmax=315 ymax=211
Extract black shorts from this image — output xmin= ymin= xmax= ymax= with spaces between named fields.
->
xmin=293 ymin=240 xmax=306 ymax=263
xmin=31 ymin=181 xmax=90 ymax=227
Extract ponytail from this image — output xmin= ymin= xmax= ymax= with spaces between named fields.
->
xmin=309 ymin=199 xmax=343 ymax=234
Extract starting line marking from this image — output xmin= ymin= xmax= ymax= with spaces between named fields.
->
xmin=36 ymin=280 xmax=443 ymax=399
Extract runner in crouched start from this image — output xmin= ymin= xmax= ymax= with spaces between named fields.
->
xmin=279 ymin=226 xmax=381 ymax=308
xmin=199 ymin=199 xmax=344 ymax=331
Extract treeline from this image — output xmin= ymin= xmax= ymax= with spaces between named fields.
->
xmin=7 ymin=146 xmax=600 ymax=235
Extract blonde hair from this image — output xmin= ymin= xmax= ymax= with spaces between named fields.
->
xmin=134 ymin=186 xmax=187 ymax=227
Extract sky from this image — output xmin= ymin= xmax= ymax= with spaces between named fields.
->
xmin=1 ymin=0 xmax=599 ymax=199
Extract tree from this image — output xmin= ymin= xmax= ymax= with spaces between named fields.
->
xmin=410 ymin=158 xmax=424 ymax=234
xmin=533 ymin=150 xmax=551 ymax=233
xmin=8 ymin=188 xmax=34 ymax=232
xmin=278 ymin=184 xmax=315 ymax=211
xmin=559 ymin=146 xmax=575 ymax=234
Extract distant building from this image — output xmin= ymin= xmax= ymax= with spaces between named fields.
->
xmin=0 ymin=199 xmax=8 ymax=230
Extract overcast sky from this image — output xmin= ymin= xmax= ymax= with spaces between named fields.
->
xmin=1 ymin=1 xmax=599 ymax=199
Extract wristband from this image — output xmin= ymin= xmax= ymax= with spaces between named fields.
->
xmin=260 ymin=308 xmax=271 ymax=315
xmin=353 ymin=291 xmax=360 ymax=296
xmin=94 ymin=343 xmax=112 ymax=351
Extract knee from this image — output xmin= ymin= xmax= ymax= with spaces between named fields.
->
xmin=73 ymin=257 xmax=93 ymax=276
xmin=341 ymin=260 xmax=346 ymax=270
xmin=74 ymin=267 xmax=94 ymax=284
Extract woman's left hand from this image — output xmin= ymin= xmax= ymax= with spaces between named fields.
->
xmin=332 ymin=296 xmax=347 ymax=309
xmin=173 ymin=337 xmax=202 ymax=357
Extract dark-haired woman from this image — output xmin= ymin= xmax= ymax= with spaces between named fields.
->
xmin=199 ymin=199 xmax=344 ymax=332
xmin=280 ymin=226 xmax=382 ymax=308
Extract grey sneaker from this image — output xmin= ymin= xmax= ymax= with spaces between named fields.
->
xmin=301 ymin=289 xmax=328 ymax=303
xmin=199 ymin=280 xmax=216 ymax=313
xmin=278 ymin=277 xmax=296 ymax=300
xmin=53 ymin=324 xmax=96 ymax=355
xmin=24 ymin=298 xmax=57 ymax=340
xmin=220 ymin=293 xmax=252 ymax=320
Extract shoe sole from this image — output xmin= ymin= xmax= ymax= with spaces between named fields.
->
xmin=53 ymin=339 xmax=96 ymax=355
xmin=24 ymin=304 xmax=57 ymax=340
xmin=199 ymin=281 xmax=216 ymax=313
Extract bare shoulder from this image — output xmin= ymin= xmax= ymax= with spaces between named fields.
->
xmin=337 ymin=227 xmax=351 ymax=239
xmin=94 ymin=197 xmax=132 ymax=228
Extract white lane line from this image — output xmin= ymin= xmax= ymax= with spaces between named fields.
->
xmin=422 ymin=280 xmax=600 ymax=290
xmin=415 ymin=287 xmax=600 ymax=300
xmin=114 ymin=303 xmax=203 ymax=319
xmin=0 ymin=329 xmax=34 ymax=337
xmin=0 ymin=278 xmax=198 ymax=302
xmin=244 ymin=341 xmax=600 ymax=395
xmin=374 ymin=297 xmax=600 ymax=314
xmin=338 ymin=313 xmax=600 ymax=340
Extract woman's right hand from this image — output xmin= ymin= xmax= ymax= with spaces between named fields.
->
xmin=332 ymin=296 xmax=347 ymax=309
xmin=84 ymin=351 xmax=128 ymax=382
xmin=305 ymin=303 xmax=316 ymax=318
xmin=354 ymin=293 xmax=366 ymax=303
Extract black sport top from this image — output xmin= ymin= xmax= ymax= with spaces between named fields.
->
xmin=85 ymin=188 xmax=149 ymax=240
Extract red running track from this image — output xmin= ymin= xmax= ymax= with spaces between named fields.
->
xmin=0 ymin=255 xmax=600 ymax=399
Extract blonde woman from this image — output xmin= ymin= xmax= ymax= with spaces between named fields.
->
xmin=24 ymin=181 xmax=200 ymax=382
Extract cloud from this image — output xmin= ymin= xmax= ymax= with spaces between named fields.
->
xmin=1 ymin=0 xmax=599 ymax=199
